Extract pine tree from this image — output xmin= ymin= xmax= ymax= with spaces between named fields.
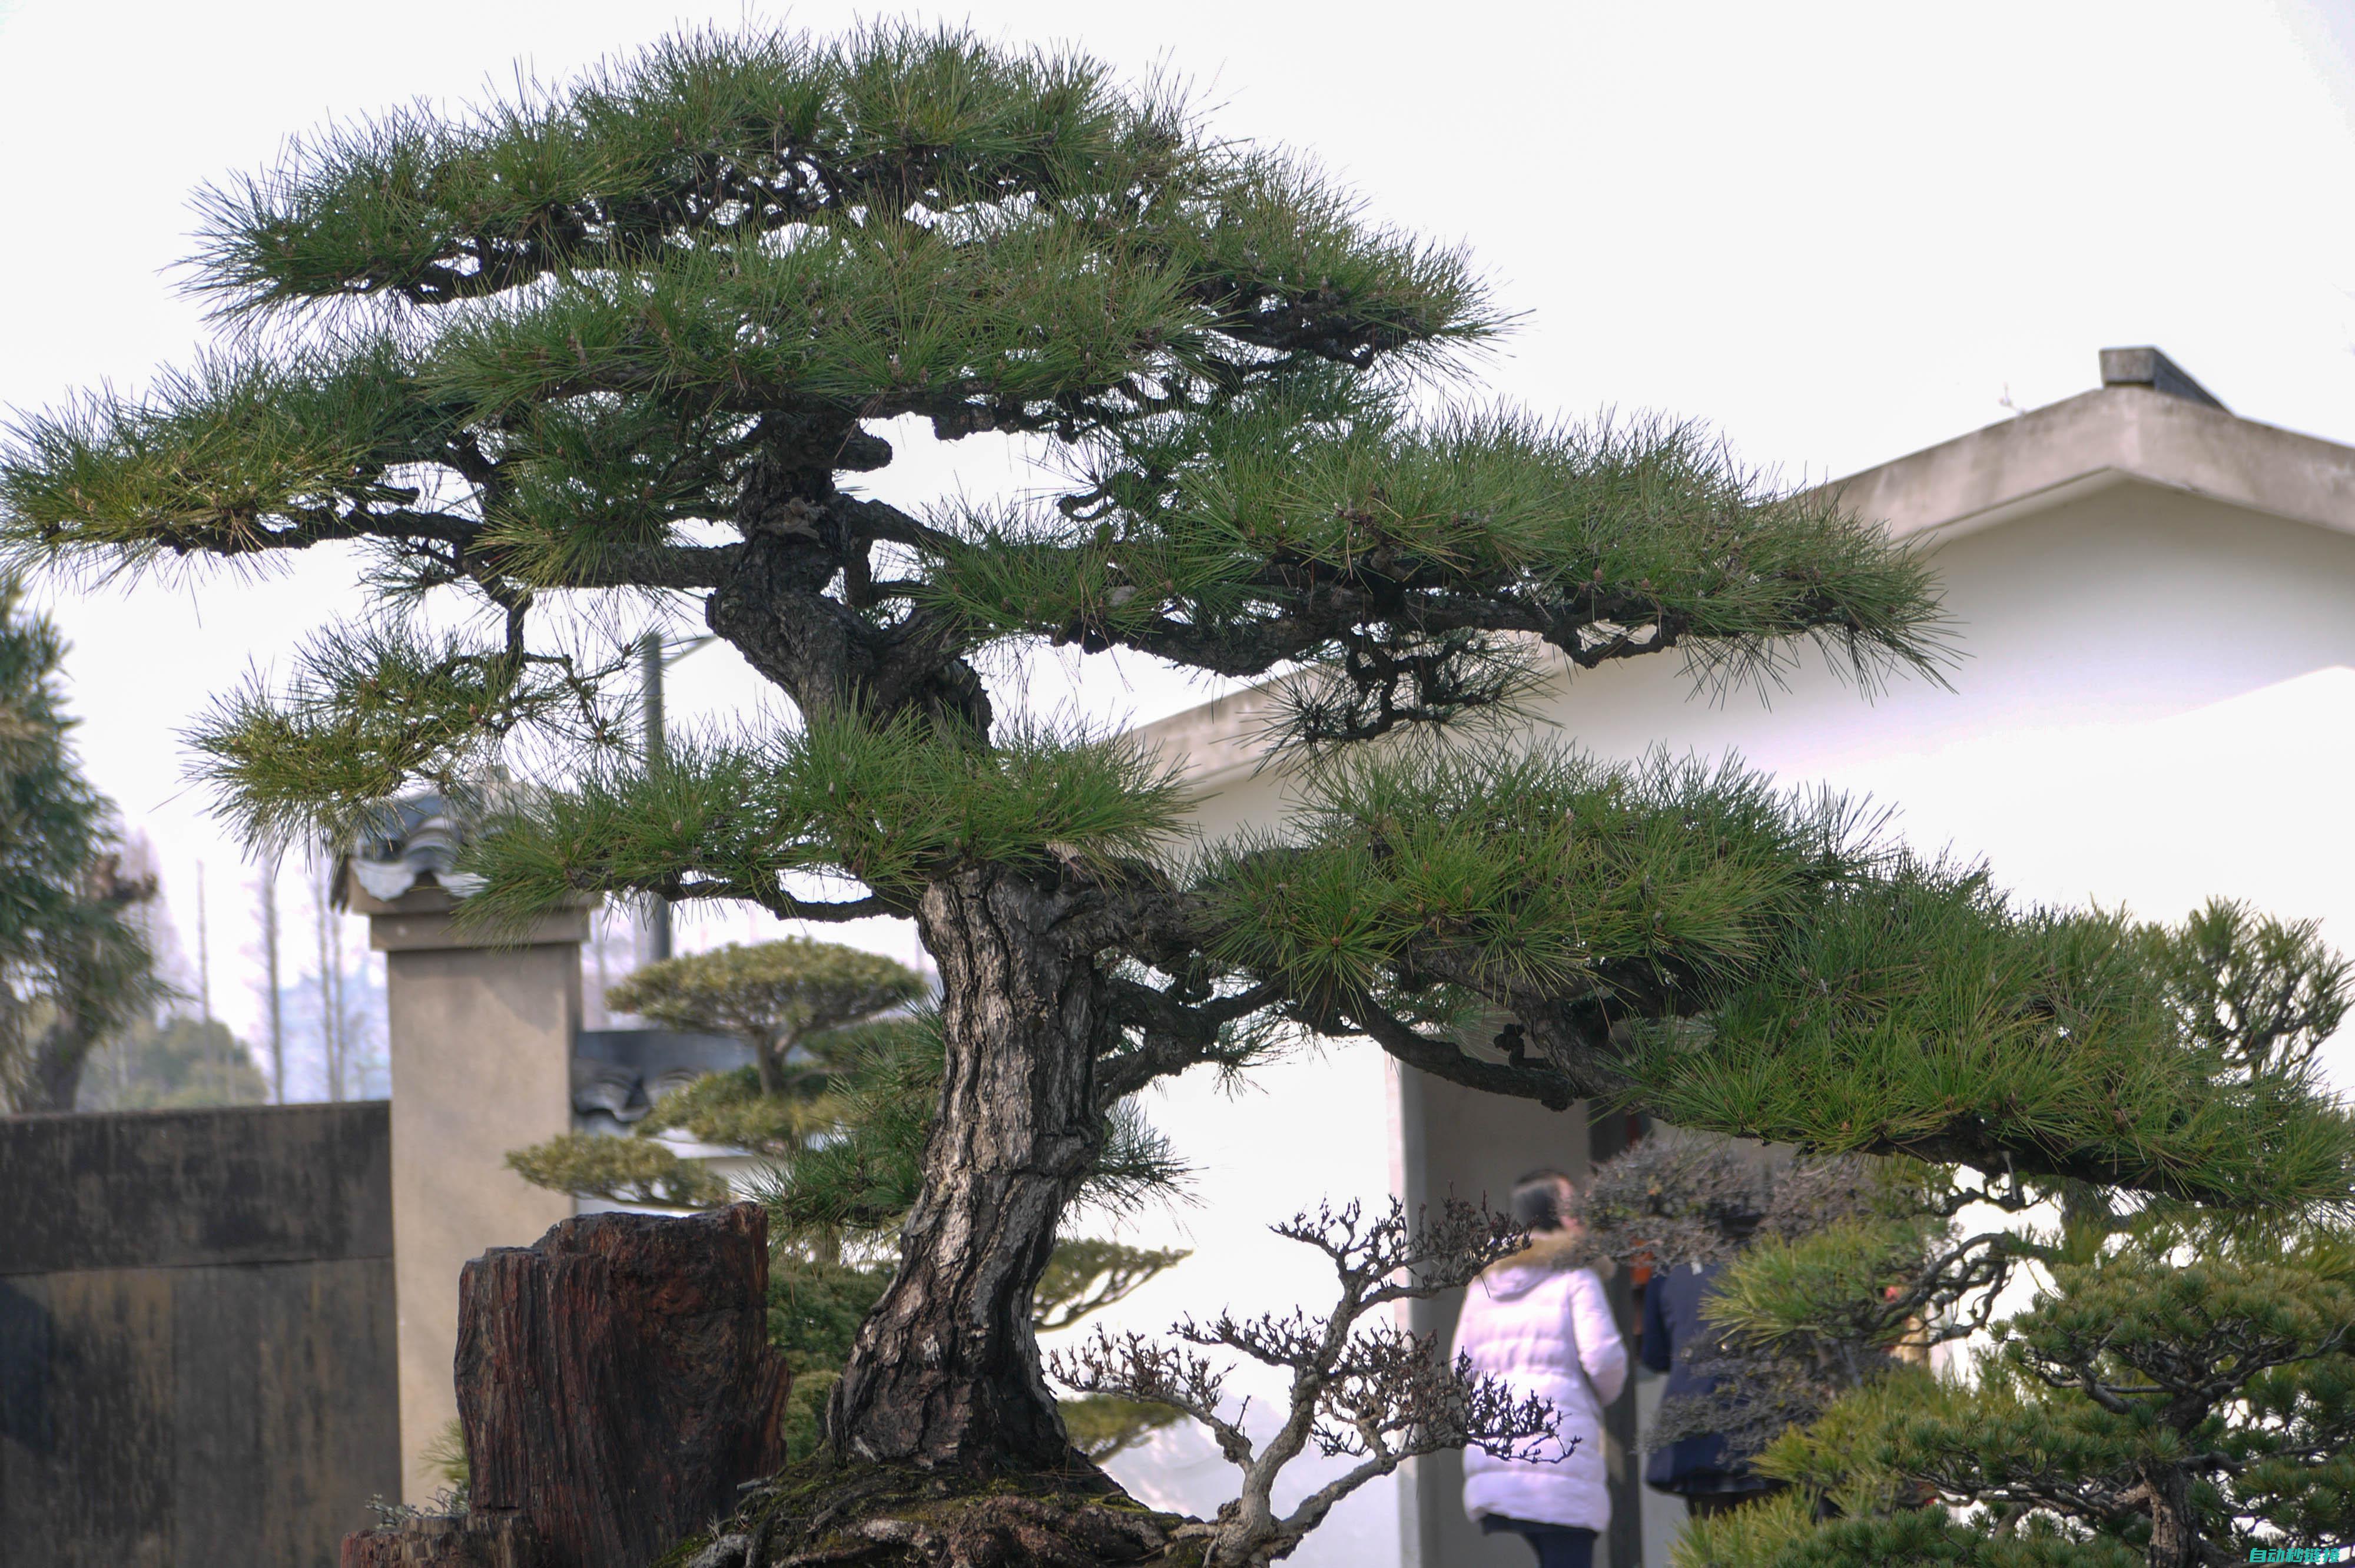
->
xmin=1671 ymin=1217 xmax=2355 ymax=1568
xmin=607 ymin=936 xmax=924 ymax=1097
xmin=510 ymin=937 xmax=930 ymax=1217
xmin=0 ymin=578 xmax=161 ymax=1112
xmin=3 ymin=23 xmax=2350 ymax=1499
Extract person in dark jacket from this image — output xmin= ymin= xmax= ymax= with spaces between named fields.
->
xmin=1639 ymin=1259 xmax=1776 ymax=1516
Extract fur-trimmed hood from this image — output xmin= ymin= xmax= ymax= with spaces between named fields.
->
xmin=1481 ymin=1228 xmax=1610 ymax=1300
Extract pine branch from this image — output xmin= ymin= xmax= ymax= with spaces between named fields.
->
xmin=666 ymin=882 xmax=898 ymax=922
xmin=1093 ymin=974 xmax=1285 ymax=1104
xmin=1343 ymin=997 xmax=1580 ymax=1110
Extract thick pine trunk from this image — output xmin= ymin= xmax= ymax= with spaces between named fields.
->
xmin=831 ymin=866 xmax=1106 ymax=1470
xmin=2137 ymin=1467 xmax=2201 ymax=1568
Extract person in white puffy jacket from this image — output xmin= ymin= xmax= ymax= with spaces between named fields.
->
xmin=1452 ymin=1168 xmax=1628 ymax=1568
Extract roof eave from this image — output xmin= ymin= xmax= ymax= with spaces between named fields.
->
xmin=1817 ymin=384 xmax=2355 ymax=546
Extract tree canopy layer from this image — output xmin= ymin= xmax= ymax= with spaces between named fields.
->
xmin=4 ymin=23 xmax=2349 ymax=1478
xmin=606 ymin=936 xmax=924 ymax=1096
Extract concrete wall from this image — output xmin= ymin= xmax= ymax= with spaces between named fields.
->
xmin=0 ymin=1103 xmax=399 ymax=1567
xmin=364 ymin=893 xmax=586 ymax=1503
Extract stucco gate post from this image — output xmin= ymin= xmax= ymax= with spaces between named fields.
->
xmin=350 ymin=873 xmax=588 ymax=1504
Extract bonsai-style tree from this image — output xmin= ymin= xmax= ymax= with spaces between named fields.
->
xmin=509 ymin=938 xmax=930 ymax=1248
xmin=0 ymin=578 xmax=160 ymax=1112
xmin=510 ymin=939 xmax=916 ymax=1211
xmin=6 ymin=24 xmax=2351 ymax=1505
xmin=609 ymin=936 xmax=924 ymax=1096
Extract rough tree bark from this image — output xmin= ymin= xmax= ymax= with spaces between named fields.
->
xmin=2131 ymin=1466 xmax=2201 ymax=1568
xmin=829 ymin=867 xmax=1110 ymax=1470
xmin=705 ymin=442 xmax=1112 ymax=1473
xmin=457 ymin=1204 xmax=791 ymax=1566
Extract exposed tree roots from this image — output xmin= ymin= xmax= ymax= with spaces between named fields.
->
xmin=662 ymin=1456 xmax=1212 ymax=1568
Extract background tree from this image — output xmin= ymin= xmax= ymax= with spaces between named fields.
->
xmin=0 ymin=578 xmax=161 ymax=1112
xmin=606 ymin=936 xmax=924 ymax=1097
xmin=76 ymin=1013 xmax=270 ymax=1110
xmin=1570 ymin=1131 xmax=2044 ymax=1471
xmin=512 ymin=936 xmax=932 ymax=1242
xmin=5 ymin=24 xmax=2351 ymax=1510
xmin=1679 ymin=1227 xmax=2355 ymax=1568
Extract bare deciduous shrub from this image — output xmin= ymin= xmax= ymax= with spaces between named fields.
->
xmin=1052 ymin=1198 xmax=1556 ymax=1567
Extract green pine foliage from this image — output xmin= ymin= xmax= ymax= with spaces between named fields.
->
xmin=1 ymin=18 xmax=2318 ymax=1202
xmin=606 ymin=936 xmax=923 ymax=1096
xmin=767 ymin=1259 xmax=894 ymax=1463
xmin=1624 ymin=884 xmax=2355 ymax=1204
xmin=921 ymin=399 xmax=1946 ymax=698
xmin=455 ymin=712 xmax=1192 ymax=932
xmin=0 ymin=579 xmax=161 ymax=1112
xmin=1199 ymin=745 xmax=1863 ymax=1022
xmin=1694 ymin=1230 xmax=2355 ymax=1568
xmin=611 ymin=939 xmax=923 ymax=1050
xmin=503 ymin=1130 xmax=735 ymax=1209
xmin=635 ymin=1063 xmax=820 ymax=1156
xmin=0 ymin=22 xmax=1946 ymax=856
xmin=1676 ymin=1488 xmax=2142 ymax=1568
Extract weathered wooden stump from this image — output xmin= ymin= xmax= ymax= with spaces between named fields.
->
xmin=344 ymin=1202 xmax=790 ymax=1568
xmin=461 ymin=1202 xmax=792 ymax=1567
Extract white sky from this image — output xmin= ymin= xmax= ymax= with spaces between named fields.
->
xmin=4 ymin=0 xmax=2355 ymax=1056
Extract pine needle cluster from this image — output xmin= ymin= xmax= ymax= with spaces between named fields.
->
xmin=1686 ymin=1226 xmax=2355 ymax=1568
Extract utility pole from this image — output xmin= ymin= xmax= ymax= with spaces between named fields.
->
xmin=197 ymin=860 xmax=217 ymax=1092
xmin=330 ymin=900 xmax=349 ymax=1095
xmin=260 ymin=868 xmax=284 ymax=1103
xmin=641 ymin=632 xmax=672 ymax=964
xmin=195 ymin=860 xmax=211 ymax=1022
xmin=315 ymin=858 xmax=340 ymax=1102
